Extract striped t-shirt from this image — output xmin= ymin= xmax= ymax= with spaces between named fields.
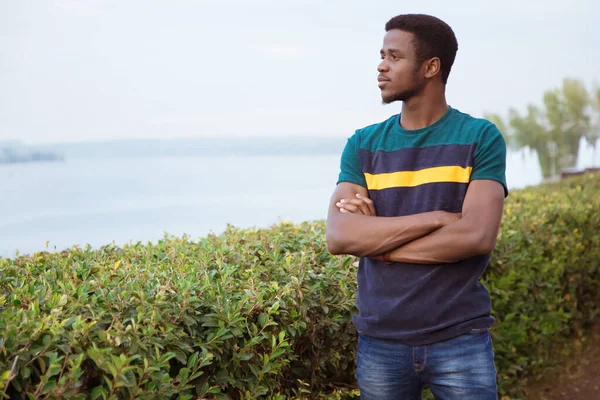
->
xmin=337 ymin=106 xmax=508 ymax=345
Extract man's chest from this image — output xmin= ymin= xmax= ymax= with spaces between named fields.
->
xmin=358 ymin=143 xmax=477 ymax=217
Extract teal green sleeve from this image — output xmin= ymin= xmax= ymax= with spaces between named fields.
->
xmin=471 ymin=124 xmax=509 ymax=197
xmin=337 ymin=134 xmax=367 ymax=188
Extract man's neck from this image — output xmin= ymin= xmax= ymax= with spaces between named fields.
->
xmin=399 ymin=95 xmax=449 ymax=131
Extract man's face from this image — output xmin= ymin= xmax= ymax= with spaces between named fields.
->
xmin=377 ymin=30 xmax=425 ymax=104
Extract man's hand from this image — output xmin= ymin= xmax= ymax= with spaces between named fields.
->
xmin=432 ymin=211 xmax=462 ymax=225
xmin=336 ymin=193 xmax=461 ymax=225
xmin=336 ymin=193 xmax=376 ymax=216
xmin=335 ymin=192 xmax=462 ymax=263
xmin=374 ymin=180 xmax=505 ymax=264
xmin=326 ymin=182 xmax=462 ymax=257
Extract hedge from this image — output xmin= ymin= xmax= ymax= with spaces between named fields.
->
xmin=0 ymin=173 xmax=599 ymax=399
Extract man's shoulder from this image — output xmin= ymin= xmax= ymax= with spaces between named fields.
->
xmin=352 ymin=114 xmax=398 ymax=141
xmin=447 ymin=108 xmax=504 ymax=147
xmin=451 ymin=108 xmax=496 ymax=131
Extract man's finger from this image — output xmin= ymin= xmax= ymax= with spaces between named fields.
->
xmin=336 ymin=202 xmax=361 ymax=214
xmin=345 ymin=198 xmax=371 ymax=215
xmin=337 ymin=198 xmax=374 ymax=215
xmin=356 ymin=194 xmax=376 ymax=216
xmin=342 ymin=197 xmax=373 ymax=216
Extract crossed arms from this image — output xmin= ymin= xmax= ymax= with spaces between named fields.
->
xmin=325 ymin=180 xmax=505 ymax=264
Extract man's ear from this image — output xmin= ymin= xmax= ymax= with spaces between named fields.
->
xmin=424 ymin=57 xmax=441 ymax=79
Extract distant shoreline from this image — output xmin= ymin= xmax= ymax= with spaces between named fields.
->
xmin=0 ymin=149 xmax=64 ymax=165
xmin=4 ymin=137 xmax=347 ymax=160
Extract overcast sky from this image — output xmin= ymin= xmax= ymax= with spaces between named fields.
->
xmin=1 ymin=0 xmax=598 ymax=144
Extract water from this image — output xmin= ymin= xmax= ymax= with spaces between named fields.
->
xmin=1 ymin=145 xmax=597 ymax=258
xmin=0 ymin=155 xmax=340 ymax=258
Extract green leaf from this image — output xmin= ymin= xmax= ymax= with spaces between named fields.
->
xmin=11 ymin=378 xmax=23 ymax=392
xmin=189 ymin=370 xmax=204 ymax=381
xmin=504 ymin=313 xmax=516 ymax=321
xmin=258 ymin=313 xmax=268 ymax=328
xmin=58 ymin=294 xmax=68 ymax=307
xmin=238 ymin=353 xmax=253 ymax=361
xmin=269 ymin=301 xmax=280 ymax=314
xmin=271 ymin=348 xmax=286 ymax=359
xmin=199 ymin=317 xmax=219 ymax=327
xmin=103 ymin=375 xmax=113 ymax=390
xmin=91 ymin=385 xmax=106 ymax=400
xmin=172 ymin=349 xmax=187 ymax=364
xmin=41 ymin=380 xmax=56 ymax=395
xmin=38 ymin=358 xmax=47 ymax=375
xmin=187 ymin=352 xmax=199 ymax=368
xmin=178 ymin=367 xmax=190 ymax=383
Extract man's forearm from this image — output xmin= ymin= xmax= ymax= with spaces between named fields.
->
xmin=326 ymin=211 xmax=447 ymax=257
xmin=383 ymin=216 xmax=495 ymax=264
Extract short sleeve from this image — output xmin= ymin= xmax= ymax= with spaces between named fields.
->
xmin=337 ymin=134 xmax=367 ymax=188
xmin=470 ymin=123 xmax=509 ymax=197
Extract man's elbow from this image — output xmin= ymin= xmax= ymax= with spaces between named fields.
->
xmin=325 ymin=220 xmax=359 ymax=255
xmin=326 ymin=228 xmax=346 ymax=255
xmin=327 ymin=240 xmax=343 ymax=255
xmin=474 ymin=231 xmax=498 ymax=255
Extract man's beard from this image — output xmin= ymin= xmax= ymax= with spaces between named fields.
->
xmin=381 ymin=68 xmax=425 ymax=105
xmin=381 ymin=86 xmax=422 ymax=104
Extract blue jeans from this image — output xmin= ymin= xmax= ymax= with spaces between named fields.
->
xmin=357 ymin=330 xmax=498 ymax=399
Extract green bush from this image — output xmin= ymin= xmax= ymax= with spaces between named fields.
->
xmin=484 ymin=172 xmax=600 ymax=397
xmin=1 ymin=173 xmax=598 ymax=399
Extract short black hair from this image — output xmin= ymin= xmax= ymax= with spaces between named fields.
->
xmin=385 ymin=14 xmax=458 ymax=84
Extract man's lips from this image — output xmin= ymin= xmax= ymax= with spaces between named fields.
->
xmin=378 ymin=77 xmax=390 ymax=88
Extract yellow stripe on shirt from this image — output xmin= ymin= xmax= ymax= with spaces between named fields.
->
xmin=364 ymin=166 xmax=473 ymax=190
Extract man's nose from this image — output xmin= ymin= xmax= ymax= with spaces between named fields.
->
xmin=377 ymin=59 xmax=388 ymax=73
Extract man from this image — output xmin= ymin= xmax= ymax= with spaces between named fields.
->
xmin=325 ymin=14 xmax=507 ymax=399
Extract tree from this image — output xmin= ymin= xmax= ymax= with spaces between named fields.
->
xmin=586 ymin=86 xmax=600 ymax=164
xmin=485 ymin=78 xmax=596 ymax=179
